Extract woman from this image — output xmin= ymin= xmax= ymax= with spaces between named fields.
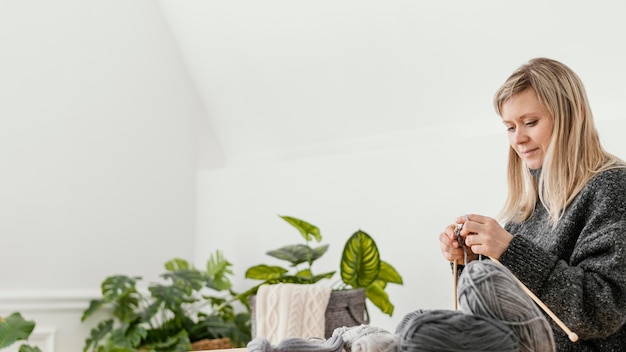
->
xmin=439 ymin=58 xmax=626 ymax=351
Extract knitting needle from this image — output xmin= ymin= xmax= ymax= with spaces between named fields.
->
xmin=453 ymin=258 xmax=459 ymax=310
xmin=490 ymin=257 xmax=579 ymax=342
xmin=452 ymin=223 xmax=464 ymax=310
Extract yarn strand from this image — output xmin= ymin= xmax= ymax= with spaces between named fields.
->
xmin=489 ymin=257 xmax=579 ymax=342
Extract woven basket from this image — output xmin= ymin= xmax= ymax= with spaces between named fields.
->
xmin=249 ymin=288 xmax=368 ymax=339
xmin=190 ymin=337 xmax=233 ymax=351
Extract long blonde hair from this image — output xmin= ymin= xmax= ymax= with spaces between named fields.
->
xmin=494 ymin=58 xmax=625 ymax=227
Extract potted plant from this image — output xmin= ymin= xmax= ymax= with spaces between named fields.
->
xmin=0 ymin=312 xmax=41 ymax=352
xmin=241 ymin=215 xmax=403 ymax=336
xmin=81 ymin=251 xmax=251 ymax=352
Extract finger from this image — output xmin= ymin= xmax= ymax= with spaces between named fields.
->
xmin=457 ymin=213 xmax=488 ymax=224
xmin=463 ymin=232 xmax=478 ymax=246
xmin=467 ymin=243 xmax=484 ymax=256
xmin=439 ymin=230 xmax=464 ymax=261
xmin=439 ymin=229 xmax=458 ymax=249
xmin=460 ymin=221 xmax=479 ymax=237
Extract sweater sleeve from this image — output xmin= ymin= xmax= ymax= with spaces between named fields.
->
xmin=499 ymin=168 xmax=626 ymax=340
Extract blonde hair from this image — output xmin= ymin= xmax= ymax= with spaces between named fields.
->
xmin=494 ymin=58 xmax=625 ymax=227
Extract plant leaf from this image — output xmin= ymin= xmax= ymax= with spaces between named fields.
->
xmin=310 ymin=271 xmax=336 ymax=282
xmin=267 ymin=244 xmax=326 ymax=266
xmin=83 ymin=319 xmax=113 ymax=352
xmin=165 ymin=258 xmax=191 ymax=271
xmin=206 ymin=250 xmax=233 ymax=291
xmin=106 ymin=320 xmax=145 ymax=350
xmin=377 ymin=261 xmax=404 ymax=285
xmin=365 ymin=281 xmax=394 ymax=316
xmin=245 ymin=265 xmax=288 ymax=280
xmin=99 ymin=275 xmax=141 ymax=322
xmin=81 ymin=299 xmax=105 ymax=322
xmin=280 ymin=215 xmax=322 ymax=242
xmin=148 ymin=285 xmax=196 ymax=314
xmin=19 ymin=345 xmax=42 ymax=352
xmin=0 ymin=312 xmax=35 ymax=348
xmin=101 ymin=275 xmax=140 ymax=302
xmin=161 ymin=269 xmax=206 ymax=293
xmin=340 ymin=230 xmax=380 ymax=288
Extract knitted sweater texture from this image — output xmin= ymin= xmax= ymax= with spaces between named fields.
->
xmin=501 ymin=167 xmax=626 ymax=351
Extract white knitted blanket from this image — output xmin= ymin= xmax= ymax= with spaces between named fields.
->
xmin=256 ymin=283 xmax=332 ymax=344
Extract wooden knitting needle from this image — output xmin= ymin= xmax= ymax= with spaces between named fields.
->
xmin=490 ymin=257 xmax=579 ymax=342
xmin=452 ymin=222 xmax=464 ymax=310
xmin=453 ymin=259 xmax=459 ymax=310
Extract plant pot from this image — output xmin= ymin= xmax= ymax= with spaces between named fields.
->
xmin=190 ymin=337 xmax=233 ymax=351
xmin=249 ymin=287 xmax=369 ymax=339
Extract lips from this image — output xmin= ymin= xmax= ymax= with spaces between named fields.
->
xmin=520 ymin=148 xmax=538 ymax=157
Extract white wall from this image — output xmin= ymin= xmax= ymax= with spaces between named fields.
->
xmin=196 ymin=118 xmax=626 ymax=332
xmin=2 ymin=0 xmax=626 ymax=350
xmin=183 ymin=0 xmax=626 ymax=333
xmin=0 ymin=1 xmax=213 ymax=350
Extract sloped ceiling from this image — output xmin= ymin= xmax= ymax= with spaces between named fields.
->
xmin=159 ymin=1 xmax=626 ymax=165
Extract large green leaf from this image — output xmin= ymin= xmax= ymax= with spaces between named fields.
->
xmin=100 ymin=276 xmax=141 ymax=322
xmin=340 ymin=230 xmax=380 ymax=288
xmin=377 ymin=261 xmax=404 ymax=285
xmin=110 ymin=320 xmax=147 ymax=348
xmin=81 ymin=299 xmax=104 ymax=322
xmin=101 ymin=276 xmax=140 ymax=302
xmin=365 ymin=281 xmax=394 ymax=316
xmin=280 ymin=215 xmax=322 ymax=242
xmin=267 ymin=244 xmax=328 ymax=266
xmin=0 ymin=312 xmax=35 ymax=348
xmin=148 ymin=285 xmax=196 ymax=314
xmin=245 ymin=265 xmax=288 ymax=280
xmin=161 ymin=269 xmax=206 ymax=293
xmin=206 ymin=250 xmax=233 ymax=291
xmin=83 ymin=319 xmax=113 ymax=352
xmin=164 ymin=258 xmax=191 ymax=271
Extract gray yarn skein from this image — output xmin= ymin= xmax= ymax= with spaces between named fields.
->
xmin=458 ymin=260 xmax=555 ymax=352
xmin=395 ymin=309 xmax=519 ymax=352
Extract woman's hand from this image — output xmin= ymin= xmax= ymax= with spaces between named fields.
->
xmin=439 ymin=223 xmax=477 ymax=265
xmin=455 ymin=214 xmax=513 ymax=260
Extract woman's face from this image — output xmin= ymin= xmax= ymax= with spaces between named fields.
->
xmin=501 ymin=89 xmax=553 ymax=170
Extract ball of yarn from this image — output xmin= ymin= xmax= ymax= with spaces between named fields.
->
xmin=457 ymin=260 xmax=555 ymax=352
xmin=395 ymin=309 xmax=519 ymax=351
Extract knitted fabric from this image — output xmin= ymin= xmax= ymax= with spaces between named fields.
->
xmin=247 ymin=333 xmax=343 ymax=352
xmin=500 ymin=167 xmax=626 ymax=351
xmin=255 ymin=283 xmax=331 ymax=344
xmin=332 ymin=325 xmax=396 ymax=352
xmin=395 ymin=309 xmax=518 ymax=351
xmin=458 ymin=260 xmax=555 ymax=352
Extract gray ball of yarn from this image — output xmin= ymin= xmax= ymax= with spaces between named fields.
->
xmin=395 ymin=309 xmax=519 ymax=351
xmin=457 ymin=260 xmax=555 ymax=352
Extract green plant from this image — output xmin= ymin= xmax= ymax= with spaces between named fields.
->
xmin=81 ymin=251 xmax=251 ymax=352
xmin=243 ymin=215 xmax=403 ymax=316
xmin=0 ymin=312 xmax=42 ymax=352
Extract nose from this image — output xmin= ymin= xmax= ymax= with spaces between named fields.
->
xmin=512 ymin=128 xmax=529 ymax=144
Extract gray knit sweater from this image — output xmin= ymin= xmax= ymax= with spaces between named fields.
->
xmin=500 ymin=167 xmax=626 ymax=351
